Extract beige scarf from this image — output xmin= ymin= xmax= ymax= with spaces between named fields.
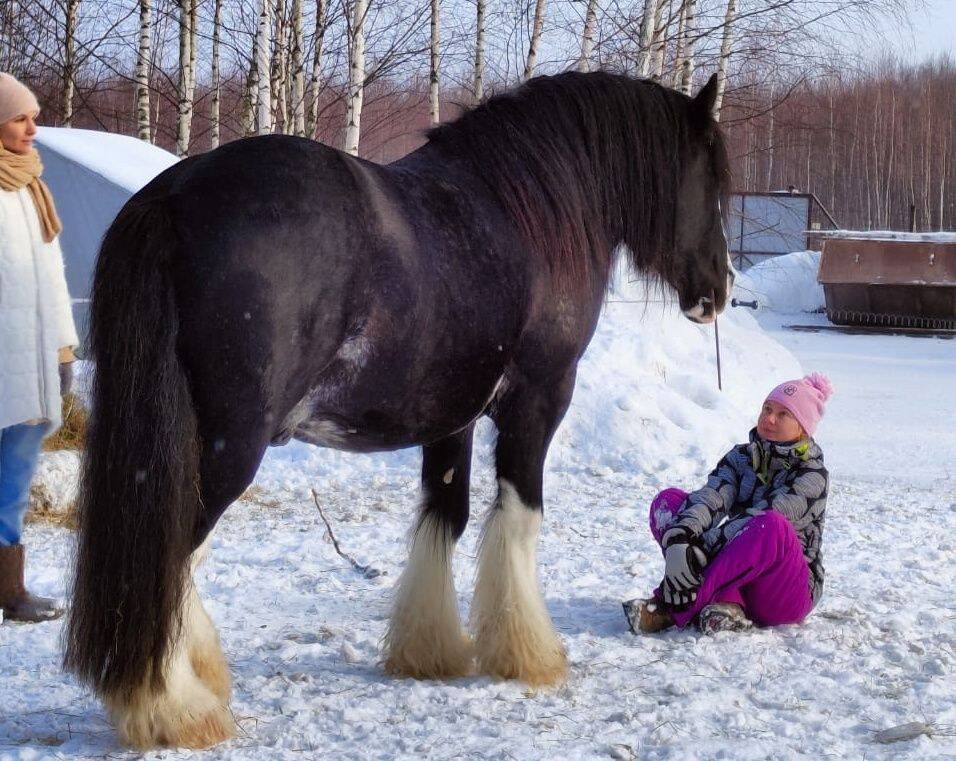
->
xmin=0 ymin=145 xmax=62 ymax=243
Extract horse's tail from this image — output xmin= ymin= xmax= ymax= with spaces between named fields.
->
xmin=64 ymin=195 xmax=201 ymax=700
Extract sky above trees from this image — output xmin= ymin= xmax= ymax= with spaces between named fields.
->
xmin=877 ymin=0 xmax=956 ymax=60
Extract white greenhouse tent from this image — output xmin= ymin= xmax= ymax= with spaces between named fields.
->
xmin=35 ymin=127 xmax=179 ymax=349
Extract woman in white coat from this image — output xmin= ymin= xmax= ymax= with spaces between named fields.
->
xmin=0 ymin=73 xmax=78 ymax=623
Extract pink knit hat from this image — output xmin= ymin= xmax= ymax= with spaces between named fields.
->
xmin=0 ymin=73 xmax=40 ymax=126
xmin=765 ymin=372 xmax=833 ymax=437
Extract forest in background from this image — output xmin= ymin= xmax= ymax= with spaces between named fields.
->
xmin=2 ymin=0 xmax=952 ymax=231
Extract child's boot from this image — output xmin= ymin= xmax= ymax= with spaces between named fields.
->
xmin=623 ymin=597 xmax=674 ymax=634
xmin=697 ymin=602 xmax=752 ymax=635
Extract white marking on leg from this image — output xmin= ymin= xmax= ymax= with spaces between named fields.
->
xmin=107 ymin=534 xmax=233 ymax=750
xmin=471 ymin=479 xmax=567 ymax=686
xmin=442 ymin=468 xmax=455 ymax=484
xmin=383 ymin=512 xmax=472 ymax=679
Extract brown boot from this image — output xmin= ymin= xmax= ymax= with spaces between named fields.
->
xmin=697 ymin=603 xmax=753 ymax=635
xmin=623 ymin=597 xmax=675 ymax=634
xmin=0 ymin=544 xmax=64 ymax=623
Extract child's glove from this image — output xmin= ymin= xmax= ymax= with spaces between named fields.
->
xmin=661 ymin=527 xmax=707 ymax=608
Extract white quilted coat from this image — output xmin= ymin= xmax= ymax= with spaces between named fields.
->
xmin=0 ymin=187 xmax=79 ymax=430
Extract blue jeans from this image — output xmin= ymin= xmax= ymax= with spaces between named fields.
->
xmin=0 ymin=423 xmax=51 ymax=546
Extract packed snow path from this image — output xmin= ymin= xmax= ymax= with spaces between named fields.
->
xmin=2 ymin=314 xmax=954 ymax=760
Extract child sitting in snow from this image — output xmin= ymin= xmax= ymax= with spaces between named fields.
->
xmin=623 ymin=373 xmax=833 ymax=635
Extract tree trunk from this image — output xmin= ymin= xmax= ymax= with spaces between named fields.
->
xmin=765 ymin=82 xmax=776 ymax=191
xmin=576 ymin=0 xmax=599 ymax=73
xmin=712 ymin=0 xmax=736 ymax=120
xmin=344 ymin=0 xmax=367 ymax=155
xmin=188 ymin=0 xmax=197 ymax=99
xmin=672 ymin=1 xmax=686 ymax=89
xmin=271 ymin=2 xmax=287 ymax=133
xmin=523 ymin=0 xmax=547 ymax=81
xmin=61 ymin=0 xmax=79 ymax=127
xmin=210 ymin=0 xmax=223 ymax=148
xmin=473 ymin=0 xmax=485 ymax=101
xmin=176 ymin=0 xmax=193 ymax=156
xmin=135 ymin=0 xmax=151 ymax=141
xmin=636 ymin=0 xmax=656 ymax=77
xmin=291 ymin=0 xmax=305 ymax=136
xmin=256 ymin=0 xmax=273 ymax=135
xmin=429 ymin=0 xmax=440 ymax=124
xmin=306 ymin=0 xmax=328 ymax=139
xmin=242 ymin=52 xmax=258 ymax=137
xmin=650 ymin=0 xmax=670 ymax=82
xmin=678 ymin=0 xmax=696 ymax=95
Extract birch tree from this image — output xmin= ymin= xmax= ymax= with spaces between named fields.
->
xmin=523 ymin=0 xmax=547 ymax=81
xmin=473 ymin=0 xmax=485 ymax=101
xmin=635 ymin=0 xmax=657 ymax=77
xmin=291 ymin=0 xmax=305 ymax=136
xmin=576 ymin=0 xmax=599 ymax=73
xmin=210 ymin=0 xmax=223 ymax=147
xmin=176 ymin=0 xmax=194 ymax=156
xmin=135 ymin=0 xmax=151 ymax=141
xmin=344 ymin=0 xmax=367 ymax=155
xmin=678 ymin=0 xmax=696 ymax=95
xmin=712 ymin=0 xmax=736 ymax=120
xmin=271 ymin=2 xmax=288 ymax=132
xmin=256 ymin=0 xmax=273 ymax=134
xmin=429 ymin=0 xmax=440 ymax=124
xmin=649 ymin=0 xmax=669 ymax=81
xmin=241 ymin=48 xmax=258 ymax=137
xmin=671 ymin=0 xmax=686 ymax=88
xmin=306 ymin=0 xmax=328 ymax=139
xmin=61 ymin=0 xmax=79 ymax=126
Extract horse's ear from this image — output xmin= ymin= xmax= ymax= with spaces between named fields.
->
xmin=690 ymin=74 xmax=719 ymax=122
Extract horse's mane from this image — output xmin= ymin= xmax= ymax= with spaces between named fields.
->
xmin=426 ymin=71 xmax=730 ymax=286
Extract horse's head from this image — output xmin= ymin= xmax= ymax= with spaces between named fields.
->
xmin=665 ymin=75 xmax=733 ymax=324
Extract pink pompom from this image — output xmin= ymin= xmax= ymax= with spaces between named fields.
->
xmin=804 ymin=372 xmax=833 ymax=401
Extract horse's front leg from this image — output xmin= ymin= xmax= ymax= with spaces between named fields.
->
xmin=471 ymin=372 xmax=575 ymax=687
xmin=383 ymin=425 xmax=475 ymax=679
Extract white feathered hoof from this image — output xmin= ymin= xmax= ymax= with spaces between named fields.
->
xmin=383 ymin=515 xmax=473 ymax=679
xmin=106 ymin=668 xmax=235 ymax=750
xmin=471 ymin=481 xmax=568 ymax=687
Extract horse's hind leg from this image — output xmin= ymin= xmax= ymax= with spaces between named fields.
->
xmin=185 ymin=539 xmax=231 ymax=703
xmin=384 ymin=426 xmax=474 ymax=679
xmin=106 ymin=535 xmax=234 ymax=750
xmin=108 ymin=434 xmax=266 ymax=749
xmin=471 ymin=374 xmax=574 ymax=687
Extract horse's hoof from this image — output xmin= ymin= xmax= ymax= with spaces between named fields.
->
xmin=162 ymin=703 xmax=236 ymax=749
xmin=383 ymin=632 xmax=474 ymax=680
xmin=477 ymin=642 xmax=568 ymax=687
xmin=117 ymin=701 xmax=235 ymax=751
xmin=108 ymin=680 xmax=236 ymax=751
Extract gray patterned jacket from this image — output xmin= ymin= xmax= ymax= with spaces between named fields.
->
xmin=668 ymin=429 xmax=829 ymax=604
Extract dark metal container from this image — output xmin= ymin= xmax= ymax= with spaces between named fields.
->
xmin=818 ymin=237 xmax=956 ymax=330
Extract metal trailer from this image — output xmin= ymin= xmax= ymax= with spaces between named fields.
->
xmin=817 ymin=236 xmax=956 ymax=330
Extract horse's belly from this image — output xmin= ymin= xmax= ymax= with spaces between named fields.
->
xmin=280 ymin=370 xmax=504 ymax=453
xmin=291 ymin=416 xmax=420 ymax=453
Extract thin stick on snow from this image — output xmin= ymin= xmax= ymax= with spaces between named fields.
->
xmin=311 ymin=489 xmax=384 ymax=578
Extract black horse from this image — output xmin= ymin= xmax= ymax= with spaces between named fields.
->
xmin=65 ymin=71 xmax=731 ymax=749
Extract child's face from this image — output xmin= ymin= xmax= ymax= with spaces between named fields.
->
xmin=757 ymin=400 xmax=805 ymax=442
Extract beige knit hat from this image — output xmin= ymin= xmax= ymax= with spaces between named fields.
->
xmin=0 ymin=73 xmax=40 ymax=125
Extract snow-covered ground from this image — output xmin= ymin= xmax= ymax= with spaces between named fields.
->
xmin=2 ymin=257 xmax=955 ymax=760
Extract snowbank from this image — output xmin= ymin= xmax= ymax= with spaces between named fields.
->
xmin=254 ymin=259 xmax=803 ymax=497
xmin=733 ymin=250 xmax=825 ymax=314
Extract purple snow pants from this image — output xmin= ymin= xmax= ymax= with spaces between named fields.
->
xmin=649 ymin=488 xmax=813 ymax=629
